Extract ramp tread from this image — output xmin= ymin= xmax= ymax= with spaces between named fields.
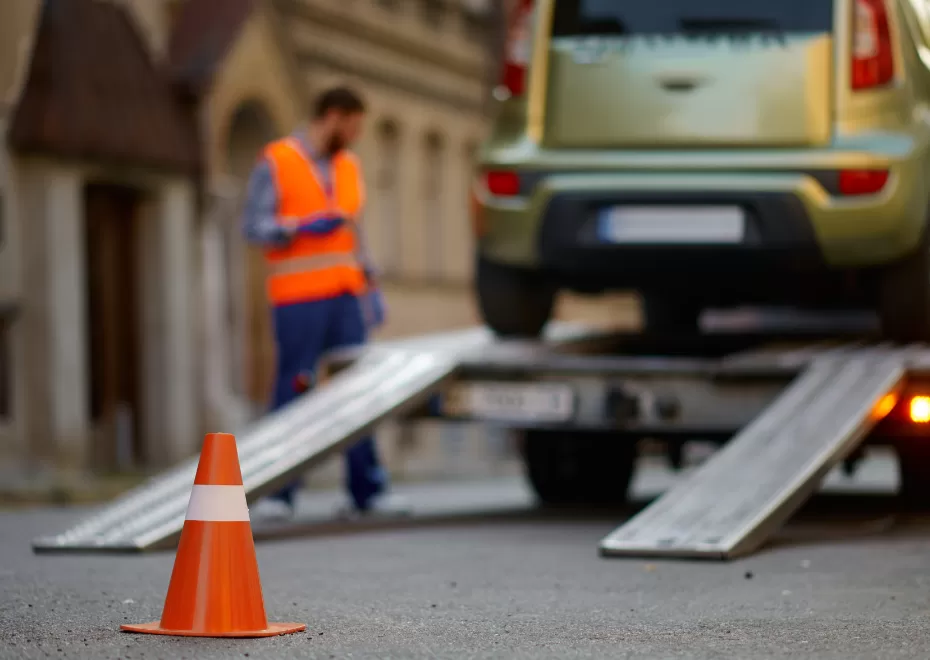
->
xmin=32 ymin=349 xmax=462 ymax=551
xmin=600 ymin=347 xmax=910 ymax=559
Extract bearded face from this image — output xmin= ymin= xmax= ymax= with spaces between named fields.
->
xmin=323 ymin=112 xmax=364 ymax=156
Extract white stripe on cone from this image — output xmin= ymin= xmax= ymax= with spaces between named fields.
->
xmin=185 ymin=485 xmax=251 ymax=522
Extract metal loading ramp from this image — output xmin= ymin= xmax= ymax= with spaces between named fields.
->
xmin=32 ymin=348 xmax=461 ymax=553
xmin=31 ymin=324 xmax=595 ymax=554
xmin=599 ymin=346 xmax=914 ymax=560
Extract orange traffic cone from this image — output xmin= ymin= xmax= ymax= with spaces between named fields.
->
xmin=121 ymin=432 xmax=306 ymax=638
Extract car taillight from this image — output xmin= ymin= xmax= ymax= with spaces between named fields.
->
xmin=485 ymin=170 xmax=521 ymax=197
xmin=498 ymin=0 xmax=534 ymax=98
xmin=851 ymin=0 xmax=894 ymax=90
xmin=838 ymin=169 xmax=889 ymax=195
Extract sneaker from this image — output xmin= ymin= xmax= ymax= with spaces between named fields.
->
xmin=333 ymin=492 xmax=413 ymax=521
xmin=251 ymin=497 xmax=294 ymax=522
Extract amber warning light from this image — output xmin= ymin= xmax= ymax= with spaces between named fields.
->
xmin=873 ymin=393 xmax=898 ymax=419
xmin=909 ymin=396 xmax=930 ymax=423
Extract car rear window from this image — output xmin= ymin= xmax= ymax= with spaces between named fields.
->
xmin=551 ymin=0 xmax=834 ymax=37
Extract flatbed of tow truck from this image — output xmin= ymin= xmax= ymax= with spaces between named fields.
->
xmin=29 ymin=314 xmax=930 ymax=560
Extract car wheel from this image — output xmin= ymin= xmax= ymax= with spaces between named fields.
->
xmin=521 ymin=430 xmax=637 ymax=507
xmin=878 ymin=236 xmax=930 ymax=343
xmin=641 ymin=294 xmax=703 ymax=335
xmin=476 ymin=256 xmax=557 ymax=338
xmin=896 ymin=442 xmax=930 ymax=510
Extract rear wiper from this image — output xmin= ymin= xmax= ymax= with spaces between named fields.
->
xmin=678 ymin=17 xmax=785 ymax=43
xmin=574 ymin=19 xmax=627 ymax=36
xmin=680 ymin=17 xmax=782 ymax=33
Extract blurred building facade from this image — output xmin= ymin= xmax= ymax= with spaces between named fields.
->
xmin=0 ymin=0 xmax=203 ymax=475
xmin=187 ymin=0 xmax=500 ymax=423
xmin=0 ymin=0 xmax=504 ymax=475
xmin=0 ymin=0 xmax=632 ymax=479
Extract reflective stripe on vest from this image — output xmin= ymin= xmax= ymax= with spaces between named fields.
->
xmin=263 ymin=137 xmax=367 ymax=305
xmin=265 ymin=251 xmax=360 ymax=277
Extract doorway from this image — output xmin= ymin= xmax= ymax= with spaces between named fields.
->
xmin=83 ymin=183 xmax=144 ymax=471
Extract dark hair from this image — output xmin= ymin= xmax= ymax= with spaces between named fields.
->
xmin=313 ymin=86 xmax=366 ymax=118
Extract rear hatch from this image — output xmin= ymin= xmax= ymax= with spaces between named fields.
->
xmin=542 ymin=0 xmax=836 ymax=148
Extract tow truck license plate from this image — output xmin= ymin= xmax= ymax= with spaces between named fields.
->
xmin=599 ymin=205 xmax=745 ymax=244
xmin=442 ymin=382 xmax=575 ymax=422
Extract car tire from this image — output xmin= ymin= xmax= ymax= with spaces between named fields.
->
xmin=896 ymin=443 xmax=930 ymax=510
xmin=641 ymin=294 xmax=703 ymax=335
xmin=476 ymin=256 xmax=557 ymax=338
xmin=878 ymin=235 xmax=930 ymax=343
xmin=521 ymin=430 xmax=637 ymax=507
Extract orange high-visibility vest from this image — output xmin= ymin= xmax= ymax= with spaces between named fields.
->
xmin=262 ymin=137 xmax=368 ymax=306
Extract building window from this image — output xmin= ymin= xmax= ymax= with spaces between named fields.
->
xmin=462 ymin=8 xmax=488 ymax=43
xmin=424 ymin=132 xmax=445 ymax=278
xmin=420 ymin=0 xmax=445 ymax=28
xmin=376 ymin=120 xmax=402 ymax=276
xmin=0 ymin=323 xmax=10 ymax=420
xmin=165 ymin=0 xmax=186 ymax=33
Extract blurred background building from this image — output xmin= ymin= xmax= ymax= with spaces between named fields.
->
xmin=0 ymin=0 xmax=632 ymax=487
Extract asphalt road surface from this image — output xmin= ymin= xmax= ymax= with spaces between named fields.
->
xmin=3 ymin=454 xmax=930 ymax=660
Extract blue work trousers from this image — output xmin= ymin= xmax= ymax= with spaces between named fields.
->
xmin=268 ymin=293 xmax=387 ymax=510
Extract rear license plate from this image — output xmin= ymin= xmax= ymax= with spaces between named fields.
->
xmin=442 ymin=382 xmax=575 ymax=423
xmin=598 ymin=205 xmax=745 ymax=244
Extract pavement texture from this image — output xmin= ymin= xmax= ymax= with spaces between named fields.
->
xmin=3 ymin=455 xmax=930 ymax=659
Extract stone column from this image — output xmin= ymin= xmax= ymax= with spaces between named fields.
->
xmin=44 ymin=166 xmax=90 ymax=467
xmin=0 ymin=129 xmax=25 ymax=459
xmin=158 ymin=178 xmax=198 ymax=463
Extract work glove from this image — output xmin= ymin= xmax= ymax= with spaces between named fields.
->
xmin=279 ymin=215 xmax=346 ymax=239
xmin=277 ymin=223 xmax=298 ymax=245
xmin=296 ymin=216 xmax=346 ymax=236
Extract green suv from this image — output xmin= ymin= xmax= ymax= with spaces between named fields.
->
xmin=473 ymin=0 xmax=930 ymax=341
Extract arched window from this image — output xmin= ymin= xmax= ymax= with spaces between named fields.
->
xmin=226 ymin=101 xmax=276 ymax=182
xmin=376 ymin=119 xmax=402 ymax=275
xmin=224 ymin=100 xmax=277 ymax=405
xmin=423 ymin=131 xmax=445 ymax=279
xmin=420 ymin=0 xmax=445 ymax=28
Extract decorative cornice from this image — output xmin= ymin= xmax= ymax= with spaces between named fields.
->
xmin=256 ymin=0 xmax=313 ymax=112
xmin=295 ymin=47 xmax=485 ymax=114
xmin=273 ymin=0 xmax=488 ymax=80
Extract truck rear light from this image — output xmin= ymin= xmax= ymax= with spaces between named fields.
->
xmin=874 ymin=392 xmax=898 ymax=419
xmin=909 ymin=396 xmax=930 ymax=423
xmin=485 ymin=170 xmax=521 ymax=197
xmin=498 ymin=0 xmax=534 ymax=98
xmin=851 ymin=0 xmax=894 ymax=90
xmin=838 ymin=169 xmax=889 ymax=195
xmin=877 ymin=391 xmax=930 ymax=424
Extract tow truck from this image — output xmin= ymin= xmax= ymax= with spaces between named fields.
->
xmin=31 ymin=311 xmax=930 ymax=560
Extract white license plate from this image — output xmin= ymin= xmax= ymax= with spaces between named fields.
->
xmin=599 ymin=205 xmax=745 ymax=244
xmin=442 ymin=382 xmax=575 ymax=423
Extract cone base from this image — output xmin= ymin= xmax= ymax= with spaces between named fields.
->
xmin=120 ymin=621 xmax=307 ymax=638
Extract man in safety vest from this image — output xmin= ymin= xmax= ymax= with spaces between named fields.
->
xmin=242 ymin=86 xmax=407 ymax=520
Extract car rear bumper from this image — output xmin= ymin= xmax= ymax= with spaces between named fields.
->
xmin=539 ymin=189 xmax=819 ymax=263
xmin=476 ymin=142 xmax=930 ymax=276
xmin=534 ymin=188 xmax=826 ymax=295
